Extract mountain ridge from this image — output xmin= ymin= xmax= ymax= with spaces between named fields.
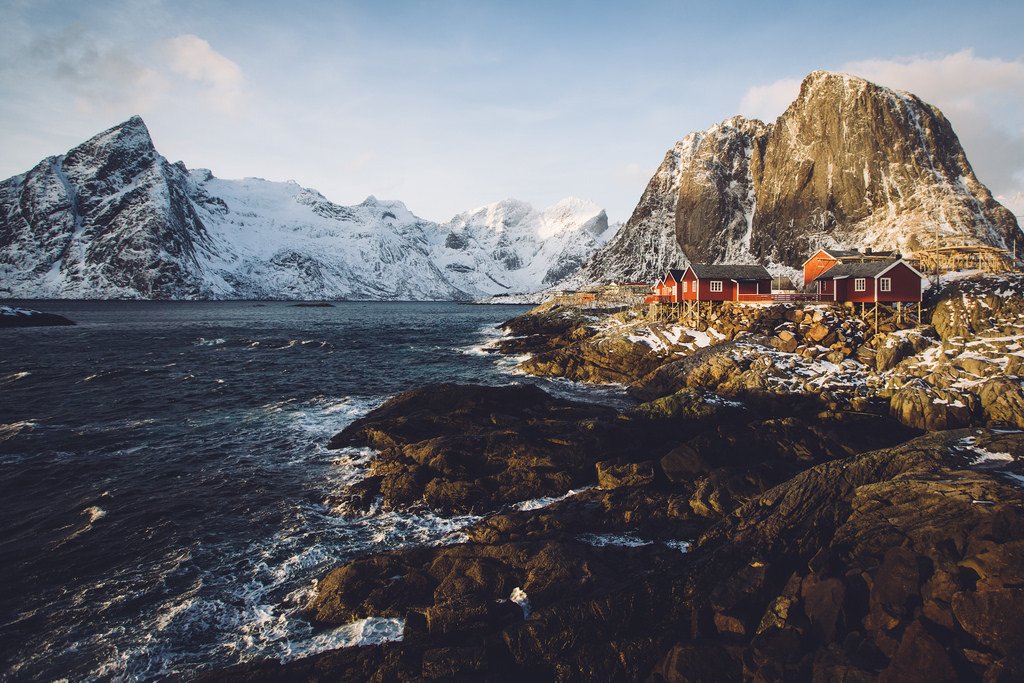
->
xmin=573 ymin=70 xmax=1020 ymax=286
xmin=0 ymin=118 xmax=613 ymax=300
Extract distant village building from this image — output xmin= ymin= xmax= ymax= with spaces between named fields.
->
xmin=813 ymin=258 xmax=924 ymax=303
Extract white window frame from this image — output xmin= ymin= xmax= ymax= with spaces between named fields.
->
xmin=710 ymin=280 xmax=723 ymax=293
xmin=879 ymin=277 xmax=892 ymax=292
xmin=682 ymin=281 xmax=688 ymax=293
xmin=854 ymin=278 xmax=866 ymax=292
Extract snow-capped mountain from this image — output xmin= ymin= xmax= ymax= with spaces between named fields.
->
xmin=0 ymin=117 xmax=612 ymax=300
xmin=575 ymin=70 xmax=1020 ymax=285
xmin=430 ymin=198 xmax=612 ymax=296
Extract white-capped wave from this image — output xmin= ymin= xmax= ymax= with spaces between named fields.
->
xmin=280 ymin=617 xmax=404 ymax=662
xmin=1 ymin=370 xmax=31 ymax=384
xmin=0 ymin=420 xmax=36 ymax=442
xmin=576 ymin=532 xmax=652 ymax=548
xmin=662 ymin=539 xmax=692 ymax=554
xmin=513 ymin=485 xmax=593 ymax=511
xmin=509 ymin=587 xmax=531 ymax=619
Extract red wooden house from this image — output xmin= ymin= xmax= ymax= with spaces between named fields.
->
xmin=813 ymin=259 xmax=924 ymax=303
xmin=802 ymin=248 xmax=899 ymax=288
xmin=679 ymin=264 xmax=773 ymax=302
xmin=645 ymin=269 xmax=687 ymax=303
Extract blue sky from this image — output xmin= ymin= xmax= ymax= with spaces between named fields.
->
xmin=1 ymin=0 xmax=1022 ymax=222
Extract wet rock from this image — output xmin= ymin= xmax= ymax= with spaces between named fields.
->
xmin=519 ymin=334 xmax=664 ymax=384
xmin=421 ymin=646 xmax=488 ymax=679
xmin=951 ymin=588 xmax=1024 ymax=656
xmin=0 ymin=306 xmax=75 ymax=327
xmin=596 ymin=459 xmax=656 ymax=489
xmin=888 ymin=380 xmax=975 ymax=430
xmin=329 ymin=383 xmax=619 ymax=513
xmin=977 ymin=377 xmax=1024 ymax=429
xmin=649 ymin=642 xmax=744 ymax=682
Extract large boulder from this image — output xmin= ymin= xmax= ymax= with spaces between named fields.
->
xmin=977 ymin=377 xmax=1024 ymax=428
xmin=888 ymin=380 xmax=975 ymax=430
xmin=329 ymin=384 xmax=619 ymax=513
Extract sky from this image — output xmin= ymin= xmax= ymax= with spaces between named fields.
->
xmin=1 ymin=0 xmax=1023 ymax=224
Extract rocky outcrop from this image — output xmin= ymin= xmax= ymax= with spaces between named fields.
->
xmin=327 ymin=384 xmax=623 ymax=514
xmin=0 ymin=305 xmax=74 ymax=327
xmin=577 ymin=71 xmax=1019 ymax=285
xmin=880 ymin=274 xmax=1024 ymax=429
xmin=204 ymin=422 xmax=1024 ymax=682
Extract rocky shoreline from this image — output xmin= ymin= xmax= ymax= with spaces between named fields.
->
xmin=0 ymin=305 xmax=74 ymax=327
xmin=200 ymin=274 xmax=1024 ymax=682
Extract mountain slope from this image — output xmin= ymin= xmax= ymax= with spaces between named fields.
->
xmin=0 ymin=117 xmax=211 ymax=298
xmin=578 ymin=70 xmax=1020 ymax=285
xmin=431 ymin=198 xmax=612 ymax=296
xmin=0 ymin=118 xmax=611 ymax=300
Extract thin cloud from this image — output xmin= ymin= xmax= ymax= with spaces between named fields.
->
xmin=738 ymin=50 xmax=1024 ymax=204
xmin=738 ymin=78 xmax=801 ymax=123
xmin=163 ymin=34 xmax=247 ymax=116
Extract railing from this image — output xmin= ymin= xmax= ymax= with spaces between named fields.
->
xmin=768 ymin=292 xmax=829 ymax=303
xmin=644 ymin=292 xmax=831 ymax=305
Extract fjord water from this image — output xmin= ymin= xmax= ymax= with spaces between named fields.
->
xmin=0 ymin=301 xmax=543 ymax=681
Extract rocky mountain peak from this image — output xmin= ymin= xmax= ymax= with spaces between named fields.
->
xmin=576 ymin=70 xmax=1019 ymax=286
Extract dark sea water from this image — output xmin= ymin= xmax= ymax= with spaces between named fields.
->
xmin=0 ymin=301 xmax=626 ymax=682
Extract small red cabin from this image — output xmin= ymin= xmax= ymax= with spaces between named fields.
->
xmin=814 ymin=259 xmax=923 ymax=303
xmin=803 ymin=247 xmax=899 ymax=289
xmin=680 ymin=264 xmax=773 ymax=302
xmin=645 ymin=268 xmax=687 ymax=303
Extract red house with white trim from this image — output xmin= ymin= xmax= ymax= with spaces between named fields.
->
xmin=679 ymin=264 xmax=773 ymax=302
xmin=646 ymin=268 xmax=687 ymax=303
xmin=802 ymin=248 xmax=899 ymax=289
xmin=813 ymin=258 xmax=924 ymax=303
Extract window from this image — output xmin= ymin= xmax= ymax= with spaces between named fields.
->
xmin=880 ymin=277 xmax=892 ymax=292
xmin=682 ymin=281 xmax=688 ymax=293
xmin=854 ymin=278 xmax=866 ymax=292
xmin=710 ymin=281 xmax=723 ymax=293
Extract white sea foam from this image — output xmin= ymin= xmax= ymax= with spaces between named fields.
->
xmin=281 ymin=617 xmax=405 ymax=662
xmin=0 ymin=420 xmax=36 ymax=442
xmin=662 ymin=539 xmax=692 ymax=554
xmin=84 ymin=506 xmax=107 ymax=524
xmin=1 ymin=370 xmax=31 ymax=384
xmin=513 ymin=485 xmax=593 ymax=511
xmin=576 ymin=533 xmax=653 ymax=548
xmin=510 ymin=587 xmax=531 ymax=619
xmin=194 ymin=337 xmax=226 ymax=346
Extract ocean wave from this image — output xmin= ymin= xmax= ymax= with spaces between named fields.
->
xmin=280 ymin=617 xmax=404 ymax=662
xmin=576 ymin=532 xmax=653 ymax=548
xmin=0 ymin=420 xmax=36 ymax=442
xmin=1 ymin=370 xmax=31 ymax=384
xmin=194 ymin=337 xmax=226 ymax=346
xmin=513 ymin=485 xmax=593 ymax=511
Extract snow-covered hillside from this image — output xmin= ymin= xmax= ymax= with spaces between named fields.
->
xmin=429 ymin=198 xmax=613 ymax=297
xmin=0 ymin=117 xmax=613 ymax=300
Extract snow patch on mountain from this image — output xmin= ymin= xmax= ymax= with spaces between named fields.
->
xmin=0 ymin=118 xmax=612 ymax=300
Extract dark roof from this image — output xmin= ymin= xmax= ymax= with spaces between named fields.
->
xmin=822 ymin=248 xmax=900 ymax=260
xmin=688 ymin=263 xmax=773 ymax=281
xmin=665 ymin=268 xmax=687 ymax=282
xmin=819 ymin=248 xmax=864 ymax=259
xmin=814 ymin=258 xmax=908 ymax=280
